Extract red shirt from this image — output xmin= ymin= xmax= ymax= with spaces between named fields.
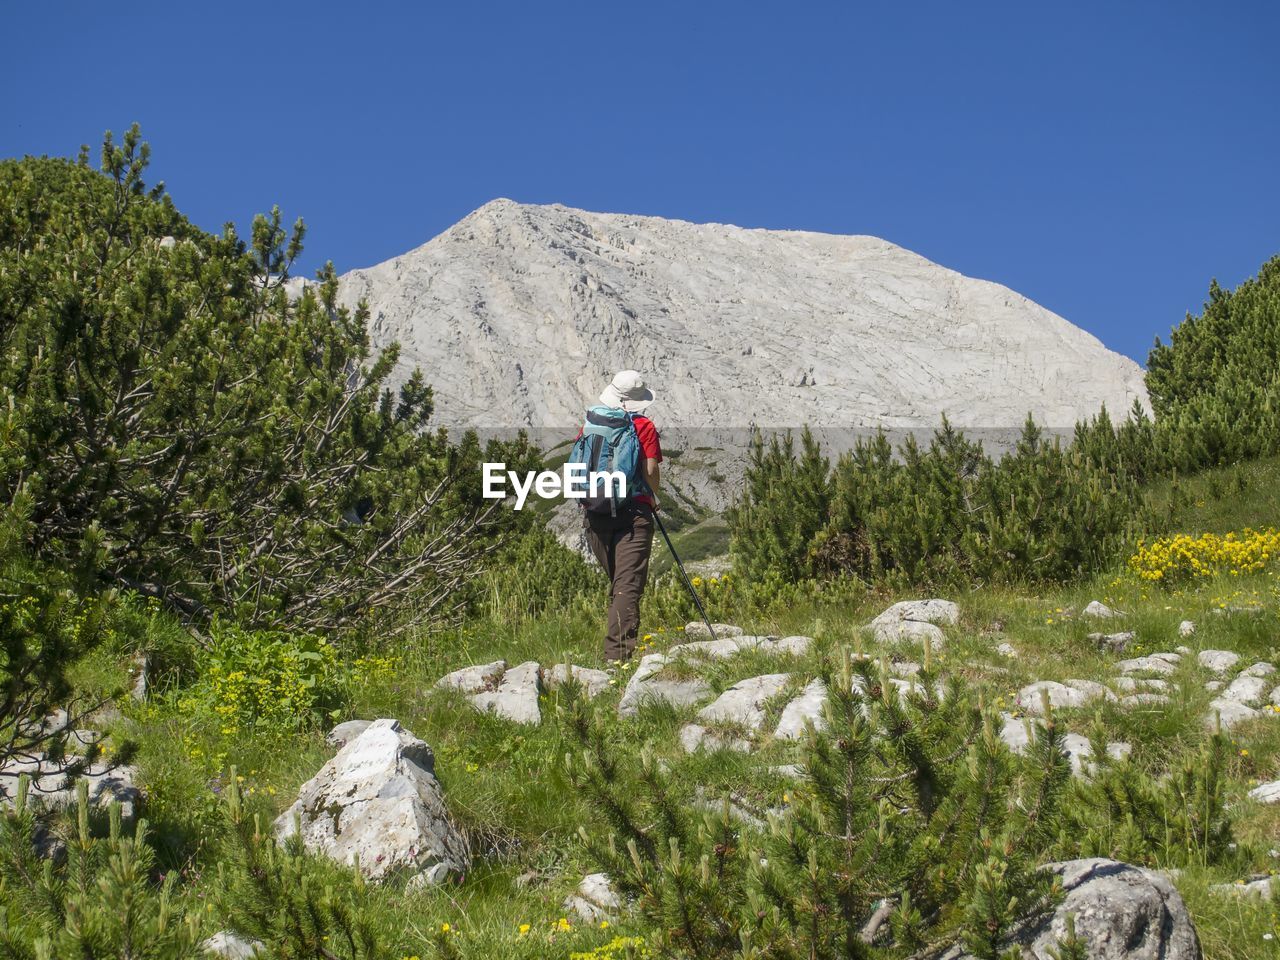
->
xmin=575 ymin=414 xmax=662 ymax=509
xmin=631 ymin=415 xmax=662 ymax=509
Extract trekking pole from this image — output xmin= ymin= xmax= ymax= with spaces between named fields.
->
xmin=650 ymin=509 xmax=718 ymax=642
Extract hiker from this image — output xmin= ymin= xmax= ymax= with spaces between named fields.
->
xmin=571 ymin=370 xmax=662 ymax=662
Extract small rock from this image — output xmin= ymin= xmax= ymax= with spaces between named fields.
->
xmin=325 ymin=720 xmax=372 ymax=749
xmin=618 ymin=654 xmax=712 ymax=717
xmin=545 ymin=664 xmax=611 ymax=699
xmin=1178 ymin=620 xmax=1196 ymax=637
xmin=683 ymin=622 xmax=744 ymax=638
xmin=682 ymin=673 xmax=792 ymax=752
xmin=770 ymin=635 xmax=814 ymax=656
xmin=1016 ymin=680 xmax=1111 ymax=714
xmin=869 ymin=599 xmax=960 ymax=627
xmin=1090 ymin=631 xmax=1135 ymax=653
xmin=983 ymin=859 xmax=1201 ymax=960
xmin=471 ymin=660 xmax=542 ymax=725
xmin=1120 ymin=693 xmax=1170 ymax=707
xmin=202 ymin=932 xmax=265 ymax=958
xmin=668 ymin=637 xmax=751 ymax=661
xmin=870 ymin=619 xmax=946 ymax=649
xmin=1210 ymin=877 xmax=1274 ymax=898
xmin=1242 ymin=662 xmax=1276 ymax=678
xmin=1117 ymin=656 xmax=1177 ymax=676
xmin=1082 ymin=600 xmax=1120 ymax=619
xmin=1221 ymin=674 xmax=1268 ymax=706
xmin=1197 ymin=650 xmax=1240 ymax=673
xmin=1205 ymin=698 xmax=1259 ymax=731
xmin=1247 ymin=780 xmax=1280 ymax=804
xmin=564 ymin=872 xmax=620 ymax=924
xmin=1205 ymin=680 xmax=1223 ymax=692
xmin=1113 ymin=676 xmax=1169 ymax=693
xmin=129 ymin=652 xmax=150 ymax=702
xmin=775 ymin=679 xmax=828 ymax=740
xmin=996 ymin=641 xmax=1017 ymax=658
xmin=436 ymin=660 xmax=506 ymax=694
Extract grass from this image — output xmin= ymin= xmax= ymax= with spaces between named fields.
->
xmin=24 ymin=453 xmax=1280 ymax=958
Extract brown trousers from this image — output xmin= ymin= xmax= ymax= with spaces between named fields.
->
xmin=585 ymin=507 xmax=654 ymax=662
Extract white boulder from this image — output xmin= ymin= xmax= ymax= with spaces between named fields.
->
xmin=274 ymin=719 xmax=469 ymax=883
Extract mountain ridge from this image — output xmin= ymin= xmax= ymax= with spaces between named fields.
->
xmin=329 ymin=198 xmax=1148 ymax=433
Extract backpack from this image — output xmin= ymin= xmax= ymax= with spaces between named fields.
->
xmin=568 ymin=405 xmax=648 ymax=515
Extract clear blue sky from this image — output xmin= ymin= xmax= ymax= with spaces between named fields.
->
xmin=4 ymin=1 xmax=1277 ymax=363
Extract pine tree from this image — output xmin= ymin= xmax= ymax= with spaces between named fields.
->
xmin=0 ymin=127 xmax=528 ymax=636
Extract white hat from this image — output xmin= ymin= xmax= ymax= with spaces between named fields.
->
xmin=599 ymin=370 xmax=655 ymax=413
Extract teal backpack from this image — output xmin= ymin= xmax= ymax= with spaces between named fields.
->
xmin=568 ymin=405 xmax=647 ymax=515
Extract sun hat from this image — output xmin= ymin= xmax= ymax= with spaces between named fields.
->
xmin=599 ymin=370 xmax=655 ymax=413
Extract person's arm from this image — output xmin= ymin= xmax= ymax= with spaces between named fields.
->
xmin=643 ymin=457 xmax=660 ymax=509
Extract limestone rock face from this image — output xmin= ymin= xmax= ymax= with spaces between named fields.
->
xmin=973 ymin=859 xmax=1202 ymax=960
xmin=325 ymin=200 xmax=1146 ymax=510
xmin=275 ymin=719 xmax=469 ymax=883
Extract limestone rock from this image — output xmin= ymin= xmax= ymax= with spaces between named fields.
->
xmin=1119 ymin=693 xmax=1170 ymax=707
xmin=871 ymin=619 xmax=946 ymax=649
xmin=683 ymin=622 xmax=743 ymax=638
xmin=1016 ymin=680 xmax=1112 ymax=714
xmin=1113 ymin=676 xmax=1168 ymax=693
xmin=436 ymin=660 xmax=506 ymax=694
xmin=274 ymin=719 xmax=469 ymax=883
xmin=1117 ymin=656 xmax=1177 ymax=676
xmin=1197 ymin=650 xmax=1240 ymax=673
xmin=201 ymin=932 xmax=265 ymax=958
xmin=775 ymin=680 xmax=828 ymax=740
xmin=870 ymin=599 xmax=960 ymax=628
xmin=618 ymin=654 xmax=712 ymax=717
xmin=1247 ymin=780 xmax=1280 ymax=804
xmin=1091 ymin=631 xmax=1134 ymax=653
xmin=985 ymin=858 xmax=1201 ymax=960
xmin=996 ymin=641 xmax=1017 ymax=658
xmin=1178 ymin=620 xmax=1196 ymax=637
xmin=325 ymin=719 xmax=372 ymax=749
xmin=545 ymin=664 xmax=611 ymax=699
xmin=668 ymin=637 xmax=750 ymax=661
xmin=1204 ymin=698 xmax=1259 ymax=731
xmin=681 ymin=673 xmax=791 ymax=752
xmin=1082 ymin=600 xmax=1121 ymax=619
xmin=1210 ymin=877 xmax=1274 ymax=898
xmin=1242 ymin=661 xmax=1276 ymax=678
xmin=471 ymin=660 xmax=542 ymax=725
xmin=0 ymin=759 xmax=142 ymax=825
xmin=1220 ymin=674 xmax=1268 ymax=706
xmin=564 ymin=873 xmax=621 ymax=924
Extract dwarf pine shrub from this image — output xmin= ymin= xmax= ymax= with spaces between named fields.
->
xmin=561 ymin=654 xmax=1074 ymax=959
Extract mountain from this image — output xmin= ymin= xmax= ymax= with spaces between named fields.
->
xmin=332 ymin=199 xmax=1148 ymax=437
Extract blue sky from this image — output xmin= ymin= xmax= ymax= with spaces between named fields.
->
xmin=3 ymin=1 xmax=1276 ymax=363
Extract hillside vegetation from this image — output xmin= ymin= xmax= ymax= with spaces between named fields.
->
xmin=2 ymin=130 xmax=1280 ymax=960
